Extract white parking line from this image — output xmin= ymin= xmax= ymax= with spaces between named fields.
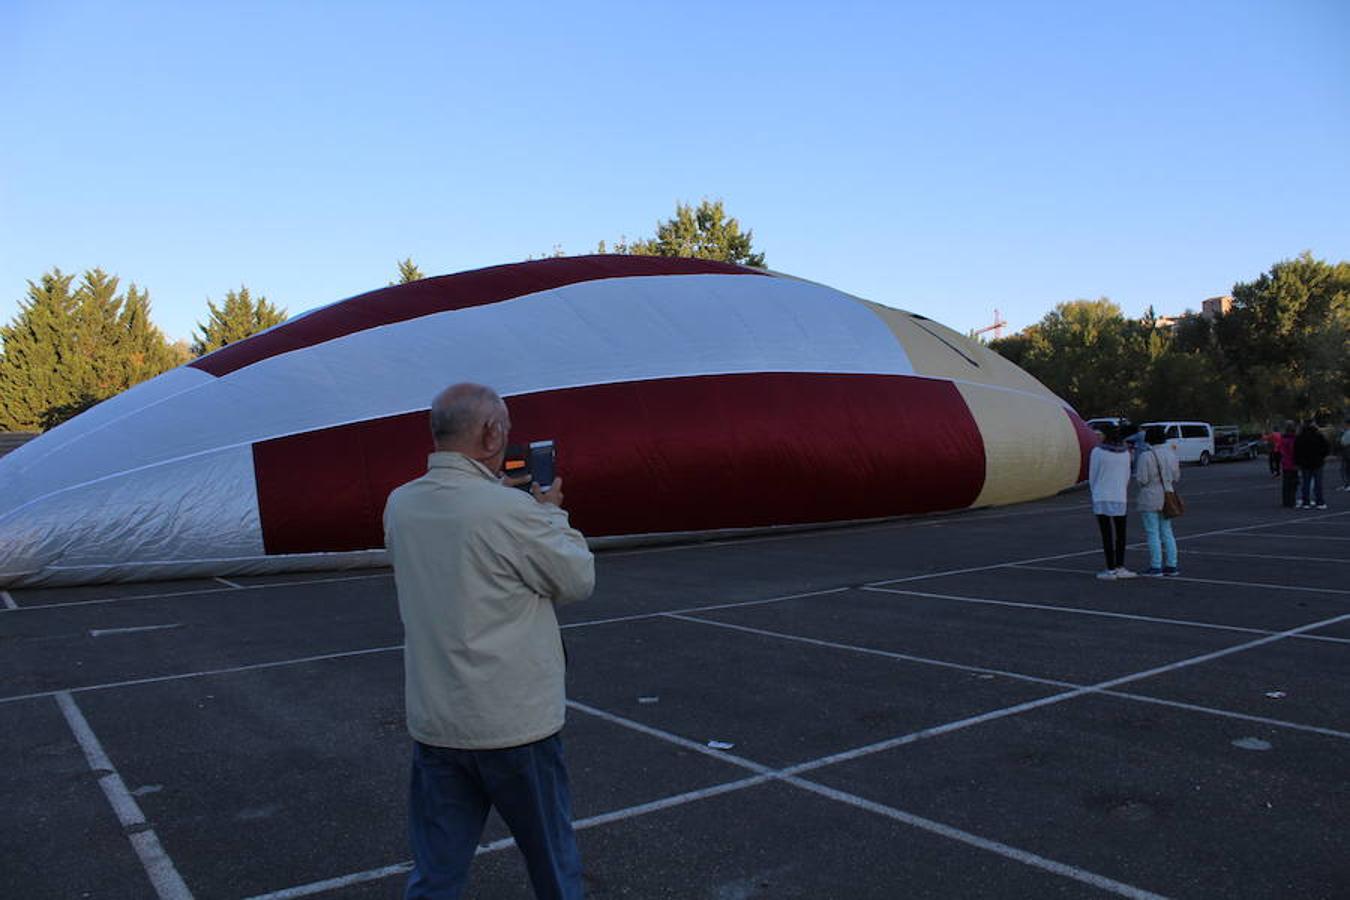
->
xmin=13 ymin=586 xmax=1341 ymax=741
xmin=561 ymin=586 xmax=851 ymax=630
xmin=864 ymin=547 xmax=1101 ymax=587
xmin=861 ymin=512 xmax=1340 ymax=589
xmin=243 ymin=861 xmax=413 ymax=900
xmin=1264 ymin=515 xmax=1350 ymax=527
xmin=0 ymin=644 xmax=403 ymax=707
xmin=229 ymin=601 xmax=1350 ymax=900
xmin=55 ymin=692 xmax=193 ymax=900
xmin=1095 ymin=690 xmax=1350 ymax=740
xmin=1 ymin=590 xmax=15 ymax=610
xmin=1085 ymin=610 xmax=1350 ymax=693
xmin=1011 ymin=564 xmax=1350 ymax=596
xmin=1175 ymin=549 xmax=1349 ymax=564
xmin=661 ymin=613 xmax=1350 ymax=742
xmin=213 ymin=577 xmax=244 ymax=589
xmin=568 ymin=702 xmax=1168 ymax=899
xmin=863 ymin=586 xmax=1350 ymax=645
xmin=244 ymin=767 xmax=776 ymax=900
xmin=1217 ymin=532 xmax=1350 ymax=542
xmin=1 ymin=571 xmax=393 ymax=613
xmin=661 ymin=613 xmax=1076 ymax=688
xmin=669 ymin=609 xmax=1350 ymax=702
xmin=780 ymin=777 xmax=1168 ymax=900
xmin=89 ymin=623 xmax=183 ymax=638
xmin=0 ymin=589 xmax=856 ymax=707
xmin=600 ymin=503 xmax=1092 ymax=558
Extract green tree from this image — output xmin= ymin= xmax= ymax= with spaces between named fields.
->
xmin=988 ymin=253 xmax=1348 ymax=428
xmin=118 ymin=283 xmax=180 ymax=385
xmin=191 ymin=286 xmax=287 ymax=356
xmin=1219 ymin=252 xmax=1349 ymax=421
xmin=990 ymin=299 xmax=1149 ymax=419
xmin=71 ymin=270 xmax=177 ymax=397
xmin=169 ymin=339 xmax=193 ymax=366
xmin=1135 ymin=346 xmax=1236 ymax=423
xmin=0 ymin=270 xmax=79 ymax=431
xmin=615 ymin=199 xmax=766 ymax=267
xmin=0 ymin=268 xmax=180 ymax=431
xmin=392 ymin=258 xmax=425 ymax=285
xmin=526 ymin=244 xmax=567 ymax=261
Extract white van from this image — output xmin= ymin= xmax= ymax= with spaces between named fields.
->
xmin=1141 ymin=421 xmax=1215 ymax=465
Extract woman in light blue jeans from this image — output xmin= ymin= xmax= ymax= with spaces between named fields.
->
xmin=1136 ymin=426 xmax=1181 ymax=576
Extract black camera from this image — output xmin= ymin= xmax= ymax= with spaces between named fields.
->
xmin=503 ymin=440 xmax=556 ymax=492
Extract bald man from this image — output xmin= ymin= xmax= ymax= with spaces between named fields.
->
xmin=384 ymin=383 xmax=595 ymax=899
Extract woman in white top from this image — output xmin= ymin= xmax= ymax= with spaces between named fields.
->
xmin=1136 ymin=425 xmax=1181 ymax=576
xmin=1088 ymin=423 xmax=1136 ymax=580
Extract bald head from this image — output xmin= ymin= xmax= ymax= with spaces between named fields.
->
xmin=430 ymin=383 xmax=509 ymax=461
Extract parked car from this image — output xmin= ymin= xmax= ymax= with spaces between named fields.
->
xmin=1212 ymin=425 xmax=1258 ymax=461
xmin=1084 ymin=417 xmax=1132 ymax=433
xmin=1140 ymin=421 xmax=1215 ymax=465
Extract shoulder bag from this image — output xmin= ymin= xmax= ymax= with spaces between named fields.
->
xmin=1153 ymin=450 xmax=1185 ymax=519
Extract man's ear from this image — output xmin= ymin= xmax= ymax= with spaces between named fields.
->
xmin=484 ymin=419 xmax=505 ymax=455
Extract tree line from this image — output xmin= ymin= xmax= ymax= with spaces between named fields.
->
xmin=0 ymin=199 xmax=762 ymax=432
xmin=989 ymin=252 xmax=1350 ymax=429
xmin=0 ymin=269 xmax=287 ymax=431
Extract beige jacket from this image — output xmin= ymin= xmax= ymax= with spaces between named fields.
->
xmin=384 ymin=452 xmax=595 ymax=749
xmin=1136 ymin=445 xmax=1181 ymax=512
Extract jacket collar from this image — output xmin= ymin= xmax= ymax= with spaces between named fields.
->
xmin=428 ymin=451 xmax=498 ymax=482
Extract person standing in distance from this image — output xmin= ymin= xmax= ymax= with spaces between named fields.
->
xmin=384 ymin=383 xmax=595 ymax=899
xmin=1278 ymin=421 xmax=1299 ymax=508
xmin=1293 ymin=420 xmax=1330 ymax=510
xmin=1088 ymin=423 xmax=1136 ymax=580
xmin=1339 ymin=418 xmax=1350 ymax=492
xmin=1136 ymin=425 xmax=1181 ymax=577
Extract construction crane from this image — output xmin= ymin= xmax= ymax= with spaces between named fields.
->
xmin=971 ymin=309 xmax=1008 ymax=341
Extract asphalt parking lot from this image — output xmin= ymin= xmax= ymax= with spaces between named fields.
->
xmin=2 ymin=460 xmax=1347 ymax=899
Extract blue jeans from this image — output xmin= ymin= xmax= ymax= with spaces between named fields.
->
xmin=406 ymin=734 xmax=582 ymax=900
xmin=1299 ymin=466 xmax=1324 ymax=506
xmin=1140 ymin=510 xmax=1177 ymax=569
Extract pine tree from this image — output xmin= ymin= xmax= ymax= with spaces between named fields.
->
xmin=0 ymin=268 xmax=181 ymax=431
xmin=191 ymin=286 xmax=287 ymax=356
xmin=117 ymin=284 xmax=179 ymax=387
xmin=0 ymin=270 xmax=80 ymax=431
xmin=393 ymin=258 xmax=425 ymax=285
xmin=73 ymin=269 xmax=129 ymax=399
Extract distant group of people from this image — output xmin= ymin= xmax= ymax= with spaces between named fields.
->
xmin=1088 ymin=423 xmax=1181 ymax=580
xmin=1090 ymin=417 xmax=1345 ymax=582
xmin=1268 ymin=419 xmax=1347 ymax=510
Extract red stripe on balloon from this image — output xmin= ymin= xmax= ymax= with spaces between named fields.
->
xmin=192 ymin=256 xmax=764 ymax=377
xmin=1064 ymin=409 xmax=1097 ymax=483
xmin=251 ymin=373 xmax=986 ymax=555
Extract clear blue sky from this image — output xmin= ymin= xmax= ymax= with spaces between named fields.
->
xmin=2 ymin=0 xmax=1347 ymax=343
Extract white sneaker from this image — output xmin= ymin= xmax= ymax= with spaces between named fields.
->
xmin=1113 ymin=567 xmax=1138 ymax=579
xmin=1096 ymin=569 xmax=1118 ymax=581
xmin=1316 ymin=503 xmax=1328 ymax=510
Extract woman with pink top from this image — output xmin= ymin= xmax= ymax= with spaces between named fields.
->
xmin=1279 ymin=421 xmax=1299 ymax=508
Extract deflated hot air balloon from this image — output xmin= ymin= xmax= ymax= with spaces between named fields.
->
xmin=0 ymin=255 xmax=1096 ymax=586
